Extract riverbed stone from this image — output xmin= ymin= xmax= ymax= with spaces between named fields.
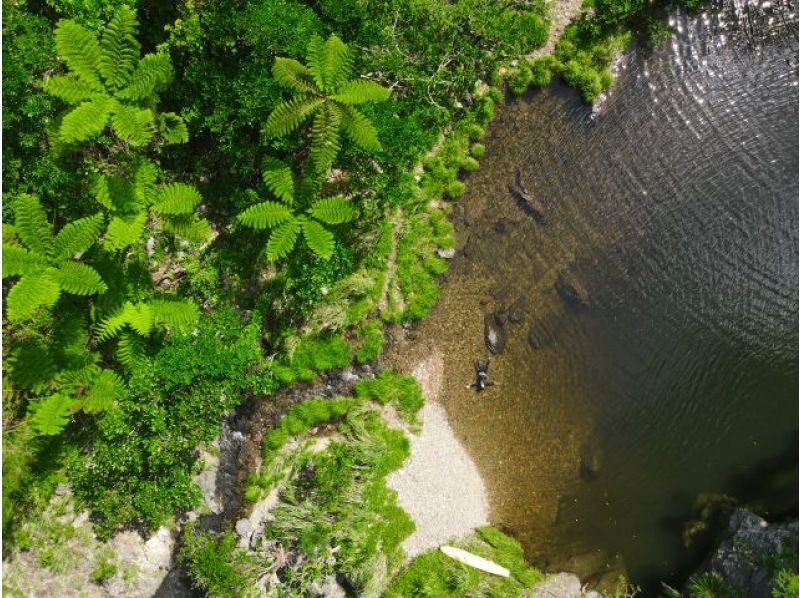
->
xmin=484 ymin=312 xmax=507 ymax=354
xmin=436 ymin=247 xmax=456 ymax=259
xmin=529 ymin=572 xmax=600 ymax=597
xmin=556 ymin=271 xmax=591 ymax=310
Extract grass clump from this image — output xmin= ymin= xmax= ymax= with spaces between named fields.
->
xmin=354 ymin=321 xmax=385 ymax=364
xmin=355 ymin=371 xmax=425 ymax=424
xmin=90 ymin=559 xmax=117 ymax=585
xmin=385 ymin=526 xmax=543 ymax=597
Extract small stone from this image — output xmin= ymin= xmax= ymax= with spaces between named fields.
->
xmin=436 ymin=248 xmax=456 ymax=259
xmin=54 ymin=483 xmax=69 ymax=496
xmin=340 ymin=370 xmax=360 ymax=383
xmin=235 ymin=518 xmax=254 ymax=538
xmin=320 ymin=286 xmax=329 ymax=296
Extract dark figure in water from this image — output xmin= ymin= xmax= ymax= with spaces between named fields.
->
xmin=467 ymin=360 xmax=495 ymax=391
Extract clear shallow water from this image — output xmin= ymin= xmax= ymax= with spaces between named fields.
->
xmin=391 ymin=0 xmax=798 ymax=591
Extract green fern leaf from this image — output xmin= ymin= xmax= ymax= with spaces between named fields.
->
xmin=305 ymin=34 xmax=326 ymax=91
xmin=5 ymin=272 xmax=62 ymax=322
xmin=53 ymin=261 xmax=107 ymax=295
xmin=301 ymin=218 xmax=335 ymax=259
xmin=134 ymin=160 xmax=158 ymax=206
xmin=162 ymin=216 xmax=212 ymax=243
xmin=92 ymin=175 xmax=114 ymax=210
xmin=7 ymin=340 xmax=58 ymax=392
xmin=125 ymin=302 xmax=154 ymax=336
xmin=82 ymin=369 xmax=125 ymax=414
xmin=2 ymin=244 xmax=48 ymax=278
xmin=29 ymin=394 xmax=77 ymax=436
xmin=264 ymin=97 xmax=324 ymax=138
xmin=52 ymin=213 xmax=104 ymax=261
xmin=98 ymin=5 xmax=140 ymax=89
xmin=262 ymin=157 xmax=295 ymax=203
xmin=272 ymin=57 xmax=316 ymax=94
xmin=104 ymin=213 xmax=147 ymax=251
xmin=159 ymin=112 xmax=189 ymax=144
xmin=115 ymin=52 xmax=172 ymax=101
xmin=152 ymin=183 xmax=202 ymax=215
xmin=341 ymin=106 xmax=381 ymax=151
xmin=150 ymin=298 xmax=199 ymax=332
xmin=54 ymin=20 xmax=102 ymax=87
xmin=307 ymin=196 xmax=355 ymax=225
xmin=95 ymin=303 xmax=130 ymax=341
xmin=14 ymin=194 xmax=52 ymax=257
xmin=237 ymin=201 xmax=293 ymax=230
xmin=310 ymin=103 xmax=341 ymax=173
xmin=60 ymin=96 xmax=113 ymax=143
xmin=111 ymin=105 xmax=155 ymax=146
xmin=266 ymin=218 xmax=301 ymax=260
xmin=323 ymin=35 xmax=353 ymax=93
xmin=55 ymin=361 xmax=100 ymax=390
xmin=42 ymin=74 xmax=103 ymax=104
xmin=331 ymin=80 xmax=390 ymax=105
xmin=116 ymin=331 xmax=147 ymax=369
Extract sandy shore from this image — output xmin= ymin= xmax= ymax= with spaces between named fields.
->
xmin=386 ymin=350 xmax=490 ymax=558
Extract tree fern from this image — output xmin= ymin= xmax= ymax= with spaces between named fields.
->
xmin=98 ymin=5 xmax=139 ymax=89
xmin=59 ymin=96 xmax=114 ymax=143
xmin=265 ymin=34 xmax=390 ymax=173
xmin=104 ymin=213 xmax=147 ymax=251
xmin=52 ymin=261 xmax=108 ymax=295
xmin=96 ymin=298 xmax=198 ymax=341
xmin=116 ymin=331 xmax=147 ymax=369
xmin=150 ymin=299 xmax=199 ymax=332
xmin=110 ymin=105 xmax=155 ymax=146
xmin=44 ymin=8 xmax=185 ymax=147
xmin=81 ymin=369 xmax=125 ymax=414
xmin=300 ymin=218 xmax=335 ymax=259
xmin=262 ymin=157 xmax=296 ymax=203
xmin=266 ymin=218 xmax=302 ymax=260
xmin=2 ymin=245 xmax=47 ymax=278
xmin=5 ymin=274 xmax=62 ymax=322
xmin=7 ymin=340 xmax=59 ymax=392
xmin=162 ymin=216 xmax=213 ymax=243
xmin=52 ymin=213 xmax=105 ymax=260
xmin=237 ymin=201 xmax=293 ymax=229
xmin=13 ymin=194 xmax=52 ymax=256
xmin=152 ymin=183 xmax=202 ymax=215
xmin=29 ymin=394 xmax=77 ymax=436
xmin=307 ymin=196 xmax=355 ymax=225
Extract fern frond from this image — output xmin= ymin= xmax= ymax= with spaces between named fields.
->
xmin=266 ymin=218 xmax=301 ymax=261
xmin=14 ymin=194 xmax=52 ymax=257
xmin=29 ymin=394 xmax=77 ymax=436
xmin=307 ymin=196 xmax=355 ymax=225
xmin=310 ymin=103 xmax=341 ymax=173
xmin=95 ymin=303 xmax=130 ymax=341
xmin=301 ymin=218 xmax=335 ymax=259
xmin=115 ymin=52 xmax=172 ymax=101
xmin=5 ymin=272 xmax=62 ymax=322
xmin=149 ymin=298 xmax=199 ymax=332
xmin=92 ymin=175 xmax=114 ymax=210
xmin=340 ymin=106 xmax=381 ymax=151
xmin=104 ymin=213 xmax=147 ymax=251
xmin=124 ymin=302 xmax=154 ymax=336
xmin=111 ymin=105 xmax=155 ymax=146
xmin=54 ymin=20 xmax=102 ymax=86
xmin=2 ymin=244 xmax=48 ymax=278
xmin=98 ymin=5 xmax=140 ymax=90
xmin=53 ymin=261 xmax=107 ymax=295
xmin=134 ymin=160 xmax=158 ymax=206
xmin=3 ymin=224 xmax=18 ymax=243
xmin=323 ymin=35 xmax=352 ymax=93
xmin=52 ymin=213 xmax=104 ymax=261
xmin=116 ymin=331 xmax=147 ymax=369
xmin=262 ymin=157 xmax=295 ymax=203
xmin=59 ymin=96 xmax=113 ymax=143
xmin=56 ymin=362 xmax=101 ymax=390
xmin=159 ymin=112 xmax=189 ymax=144
xmin=161 ymin=216 xmax=212 ymax=243
xmin=272 ymin=57 xmax=317 ymax=94
xmin=7 ymin=340 xmax=59 ymax=392
xmin=152 ymin=183 xmax=201 ymax=215
xmin=305 ymin=34 xmax=326 ymax=91
xmin=82 ymin=369 xmax=125 ymax=414
xmin=42 ymin=74 xmax=103 ymax=104
xmin=264 ymin=97 xmax=324 ymax=138
xmin=331 ymin=80 xmax=390 ymax=105
xmin=237 ymin=201 xmax=293 ymax=230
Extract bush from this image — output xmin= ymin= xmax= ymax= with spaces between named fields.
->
xmin=531 ymin=56 xmax=556 ymax=88
xmin=461 ymin=156 xmax=480 ymax=172
xmin=471 ymin=143 xmax=486 ymax=158
xmin=446 ymin=180 xmax=466 ymax=199
xmin=509 ymin=63 xmax=533 ymax=95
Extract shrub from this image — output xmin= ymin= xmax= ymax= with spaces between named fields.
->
xmin=471 ymin=143 xmax=486 ymax=158
xmin=461 ymin=157 xmax=480 ymax=172
xmin=509 ymin=63 xmax=533 ymax=96
xmin=531 ymin=56 xmax=555 ymax=88
xmin=446 ymin=180 xmax=466 ymax=199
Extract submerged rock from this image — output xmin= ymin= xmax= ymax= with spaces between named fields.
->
xmin=527 ymin=321 xmax=551 ymax=349
xmin=484 ymin=313 xmax=507 ymax=354
xmin=579 ymin=439 xmax=602 ymax=481
xmin=530 ymin=572 xmax=600 ymax=598
xmin=556 ymin=271 xmax=591 ymax=310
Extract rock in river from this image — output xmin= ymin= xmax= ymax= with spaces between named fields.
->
xmin=484 ymin=313 xmax=507 ymax=354
xmin=556 ymin=271 xmax=591 ymax=310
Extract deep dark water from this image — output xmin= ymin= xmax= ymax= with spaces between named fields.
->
xmin=404 ymin=0 xmax=798 ymax=592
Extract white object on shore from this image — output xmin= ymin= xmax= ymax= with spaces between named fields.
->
xmin=440 ymin=546 xmax=510 ymax=578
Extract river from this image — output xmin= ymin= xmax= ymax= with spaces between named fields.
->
xmin=389 ymin=0 xmax=798 ymax=591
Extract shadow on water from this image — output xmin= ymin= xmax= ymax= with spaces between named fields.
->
xmin=391 ymin=0 xmax=798 ymax=592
